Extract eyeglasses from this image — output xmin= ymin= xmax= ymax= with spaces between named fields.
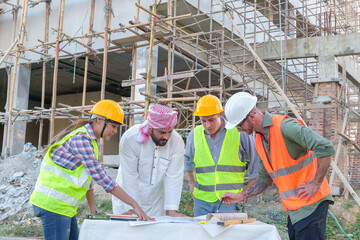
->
xmin=236 ymin=113 xmax=250 ymax=130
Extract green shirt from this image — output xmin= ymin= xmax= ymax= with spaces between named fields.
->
xmin=258 ymin=112 xmax=335 ymax=224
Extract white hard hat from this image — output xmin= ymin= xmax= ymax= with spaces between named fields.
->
xmin=224 ymin=92 xmax=257 ymax=129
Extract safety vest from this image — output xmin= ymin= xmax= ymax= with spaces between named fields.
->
xmin=30 ymin=126 xmax=98 ymax=217
xmin=254 ymin=115 xmax=331 ymax=211
xmin=193 ymin=126 xmax=246 ymax=202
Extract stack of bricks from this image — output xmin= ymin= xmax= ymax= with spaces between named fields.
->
xmin=307 ymin=82 xmax=345 ymax=195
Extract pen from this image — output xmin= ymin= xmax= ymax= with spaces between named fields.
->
xmin=216 ymin=199 xmax=223 ymax=213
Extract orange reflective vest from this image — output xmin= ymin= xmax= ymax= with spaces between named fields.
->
xmin=254 ymin=115 xmax=331 ymax=211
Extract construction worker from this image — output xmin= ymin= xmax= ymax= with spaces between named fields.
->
xmin=30 ymin=100 xmax=150 ymax=240
xmin=112 ymin=104 xmax=186 ymax=217
xmin=221 ymin=92 xmax=335 ymax=240
xmin=185 ymin=94 xmax=259 ymax=217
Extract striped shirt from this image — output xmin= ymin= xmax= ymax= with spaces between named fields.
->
xmin=50 ymin=123 xmax=118 ymax=192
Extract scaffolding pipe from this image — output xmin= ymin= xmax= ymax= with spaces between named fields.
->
xmin=144 ymin=0 xmax=157 ymax=119
xmin=49 ymin=0 xmax=66 ymax=141
xmin=82 ymin=0 xmax=96 ymax=109
xmin=38 ymin=0 xmax=50 ymax=148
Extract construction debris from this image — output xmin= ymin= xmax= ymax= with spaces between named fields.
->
xmin=0 ymin=143 xmax=42 ymax=221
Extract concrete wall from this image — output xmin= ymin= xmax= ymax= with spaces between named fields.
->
xmin=1 ymin=64 xmax=31 ymax=156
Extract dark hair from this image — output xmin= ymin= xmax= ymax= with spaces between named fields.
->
xmin=43 ymin=119 xmax=90 ymax=154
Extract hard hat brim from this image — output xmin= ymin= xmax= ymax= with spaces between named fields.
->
xmin=225 ymin=120 xmax=237 ymax=130
xmin=108 ymin=118 xmax=128 ymax=127
xmin=193 ymin=110 xmax=223 ymax=117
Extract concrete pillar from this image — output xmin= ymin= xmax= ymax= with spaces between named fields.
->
xmin=288 ymin=9 xmax=297 ymax=38
xmin=2 ymin=64 xmax=31 ymax=156
xmin=133 ymin=44 xmax=158 ymax=125
xmin=318 ymin=55 xmax=339 ymax=83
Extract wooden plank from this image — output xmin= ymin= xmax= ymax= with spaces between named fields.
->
xmin=143 ymin=0 xmax=157 ymax=119
xmin=338 ymin=132 xmax=360 ymax=151
xmin=217 ymin=218 xmax=256 ymax=226
xmin=329 ymin=110 xmax=349 ymax=187
xmin=122 ymin=72 xmax=195 ymax=87
xmin=0 ymin=39 xmax=17 ymax=67
xmin=112 ymin=31 xmax=171 ymax=46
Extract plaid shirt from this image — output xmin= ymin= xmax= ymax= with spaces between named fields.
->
xmin=50 ymin=123 xmax=118 ymax=192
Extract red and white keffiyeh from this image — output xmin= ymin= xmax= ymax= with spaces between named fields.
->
xmin=136 ymin=104 xmax=178 ymax=144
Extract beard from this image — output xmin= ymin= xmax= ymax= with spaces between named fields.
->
xmin=150 ymin=131 xmax=168 ymax=146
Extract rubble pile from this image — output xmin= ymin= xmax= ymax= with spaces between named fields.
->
xmin=0 ymin=143 xmax=42 ymax=221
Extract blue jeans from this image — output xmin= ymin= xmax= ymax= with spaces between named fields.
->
xmin=33 ymin=205 xmax=79 ymax=240
xmin=193 ymin=197 xmax=237 ymax=217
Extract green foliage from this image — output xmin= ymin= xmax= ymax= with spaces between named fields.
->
xmin=351 ymin=212 xmax=360 ymax=239
xmin=97 ymin=199 xmax=113 ymax=213
xmin=76 ymin=200 xmax=90 ymax=225
xmin=326 ymin=211 xmax=358 ymax=239
xmin=1 ymin=224 xmax=43 ymax=237
xmin=341 ymin=199 xmax=355 ymax=211
xmin=179 ymin=191 xmax=194 ymax=217
xmin=326 ymin=214 xmax=340 ymax=238
xmin=262 ymin=210 xmax=288 ymax=238
xmin=77 ymin=198 xmax=113 ymax=225
xmin=0 ymin=214 xmax=42 ymax=238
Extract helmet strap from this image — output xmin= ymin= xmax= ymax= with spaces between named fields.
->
xmin=100 ymin=119 xmax=108 ymax=138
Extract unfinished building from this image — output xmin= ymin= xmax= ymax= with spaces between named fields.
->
xmin=0 ymin=0 xmax=359 ymax=202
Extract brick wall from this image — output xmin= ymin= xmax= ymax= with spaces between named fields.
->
xmin=308 ymin=82 xmax=347 ymax=193
xmin=351 ymin=122 xmax=360 ymax=189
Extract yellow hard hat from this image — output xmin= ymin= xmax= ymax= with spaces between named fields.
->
xmin=193 ymin=95 xmax=223 ymax=116
xmin=89 ymin=99 xmax=126 ymax=125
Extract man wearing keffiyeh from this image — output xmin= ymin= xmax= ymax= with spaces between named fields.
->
xmin=112 ymin=104 xmax=187 ymax=217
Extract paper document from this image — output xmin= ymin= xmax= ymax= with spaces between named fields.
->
xmin=129 ymin=216 xmax=194 ymax=227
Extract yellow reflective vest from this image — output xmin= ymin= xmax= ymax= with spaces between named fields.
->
xmin=193 ymin=126 xmax=246 ymax=202
xmin=30 ymin=126 xmax=98 ymax=217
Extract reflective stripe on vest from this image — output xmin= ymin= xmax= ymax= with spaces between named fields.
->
xmin=30 ymin=126 xmax=98 ymax=217
xmin=193 ymin=125 xmax=246 ymax=202
xmin=267 ymin=152 xmax=316 ymax=179
xmin=254 ymin=115 xmax=331 ymax=211
xmin=34 ymin=184 xmax=80 ymax=207
xmin=280 ymin=179 xmax=313 ymax=200
xmin=196 ymin=165 xmax=245 ymax=173
xmin=40 ymin=160 xmax=90 ymax=187
xmin=195 ymin=182 xmax=244 ymax=192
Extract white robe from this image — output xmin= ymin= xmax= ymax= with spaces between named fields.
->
xmin=112 ymin=124 xmax=184 ymax=217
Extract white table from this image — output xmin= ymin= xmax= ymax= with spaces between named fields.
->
xmin=79 ymin=219 xmax=281 ymax=240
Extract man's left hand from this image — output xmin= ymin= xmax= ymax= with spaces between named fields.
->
xmin=296 ymin=182 xmax=321 ymax=202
